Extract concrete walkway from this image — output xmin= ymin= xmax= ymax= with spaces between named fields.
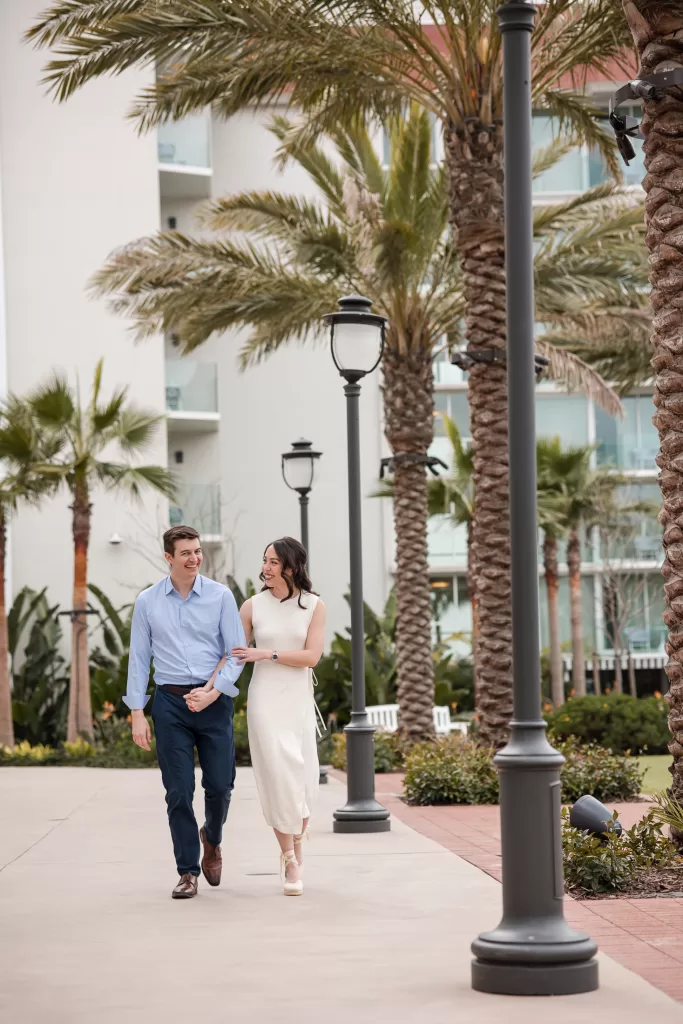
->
xmin=1 ymin=767 xmax=682 ymax=1024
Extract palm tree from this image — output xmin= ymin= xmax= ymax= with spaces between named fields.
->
xmin=90 ymin=113 xmax=642 ymax=742
xmin=28 ymin=0 xmax=635 ymax=747
xmin=23 ymin=360 xmax=175 ymax=741
xmin=617 ymin=0 xmax=683 ymax=827
xmin=0 ymin=402 xmax=62 ymax=747
xmin=536 ymin=439 xmax=595 ymax=705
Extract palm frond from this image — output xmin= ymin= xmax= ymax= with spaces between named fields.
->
xmin=28 ymin=374 xmax=76 ymax=428
xmin=535 ymin=340 xmax=623 ymax=417
xmin=115 ymin=408 xmax=164 ymax=453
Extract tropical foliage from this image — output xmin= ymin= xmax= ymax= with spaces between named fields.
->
xmin=27 ymin=0 xmax=637 ymax=750
xmin=12 ymin=360 xmax=175 ymax=740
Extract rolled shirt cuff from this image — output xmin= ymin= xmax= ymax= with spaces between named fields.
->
xmin=122 ymin=693 xmax=151 ymax=711
xmin=213 ymin=675 xmax=239 ymax=698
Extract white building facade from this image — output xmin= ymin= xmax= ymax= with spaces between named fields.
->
xmin=0 ymin=1 xmax=664 ymax=689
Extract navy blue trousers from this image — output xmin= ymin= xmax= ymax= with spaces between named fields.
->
xmin=152 ymin=687 xmax=235 ymax=876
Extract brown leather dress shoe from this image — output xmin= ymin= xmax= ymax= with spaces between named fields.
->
xmin=172 ymin=873 xmax=198 ymax=899
xmin=200 ymin=827 xmax=222 ymax=887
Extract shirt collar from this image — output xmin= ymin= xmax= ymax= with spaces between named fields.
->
xmin=164 ymin=574 xmax=203 ymax=597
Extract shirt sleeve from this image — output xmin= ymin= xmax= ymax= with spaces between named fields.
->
xmin=214 ymin=589 xmax=246 ymax=697
xmin=123 ymin=594 xmax=153 ymax=710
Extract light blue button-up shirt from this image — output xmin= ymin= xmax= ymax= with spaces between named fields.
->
xmin=123 ymin=574 xmax=246 ymax=710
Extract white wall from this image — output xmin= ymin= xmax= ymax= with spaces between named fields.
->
xmin=0 ymin=0 xmax=168 ymax=616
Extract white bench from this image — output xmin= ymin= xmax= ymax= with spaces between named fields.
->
xmin=366 ymin=703 xmax=468 ymax=736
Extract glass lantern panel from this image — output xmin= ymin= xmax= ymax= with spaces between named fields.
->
xmin=332 ymin=321 xmax=383 ymax=373
xmin=283 ymin=455 xmax=314 ymax=491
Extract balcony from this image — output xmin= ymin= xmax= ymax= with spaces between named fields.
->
xmin=170 ymin=484 xmax=222 ymax=542
xmin=166 ymin=360 xmax=219 ymax=433
xmin=595 ymin=396 xmax=658 ymax=474
xmin=158 ymin=112 xmax=212 ymax=199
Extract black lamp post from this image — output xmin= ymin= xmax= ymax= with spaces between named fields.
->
xmin=470 ymin=1 xmax=598 ymax=995
xmin=323 ymin=294 xmax=390 ymax=833
xmin=281 ymin=438 xmax=321 ymax=559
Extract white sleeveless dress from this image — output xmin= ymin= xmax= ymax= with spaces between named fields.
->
xmin=247 ymin=589 xmax=320 ymax=833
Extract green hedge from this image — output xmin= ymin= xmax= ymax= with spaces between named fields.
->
xmin=546 ymin=694 xmax=670 ymax=755
xmin=403 ymin=734 xmax=643 ymax=806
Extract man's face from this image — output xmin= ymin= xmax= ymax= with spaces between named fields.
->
xmin=166 ymin=538 xmax=203 ymax=579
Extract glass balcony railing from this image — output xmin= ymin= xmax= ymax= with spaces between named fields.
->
xmin=596 ymin=442 xmax=658 ymax=473
xmin=165 ymin=361 xmax=218 ymax=414
xmin=158 ymin=113 xmax=211 ymax=168
xmin=170 ymin=484 xmax=221 ymax=537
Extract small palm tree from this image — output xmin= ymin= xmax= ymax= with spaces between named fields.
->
xmin=0 ymin=406 xmax=62 ymax=748
xmin=536 ymin=439 xmax=594 ymax=705
xmin=28 ymin=0 xmax=636 ymax=749
xmin=22 ymin=360 xmax=175 ymax=741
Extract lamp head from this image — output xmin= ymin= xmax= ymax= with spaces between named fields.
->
xmin=323 ymin=294 xmax=387 ymax=383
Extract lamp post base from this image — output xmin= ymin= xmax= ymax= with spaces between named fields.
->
xmin=333 ymin=718 xmax=391 ymax=833
xmin=333 ymin=816 xmax=391 ymax=834
xmin=472 ymin=955 xmax=598 ymax=996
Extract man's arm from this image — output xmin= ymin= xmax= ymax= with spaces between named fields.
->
xmin=214 ymin=589 xmax=247 ymax=697
xmin=124 ymin=595 xmax=153 ymax=749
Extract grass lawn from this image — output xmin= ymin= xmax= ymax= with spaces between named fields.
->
xmin=637 ymin=755 xmax=671 ymax=796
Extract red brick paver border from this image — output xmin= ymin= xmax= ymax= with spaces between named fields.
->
xmin=328 ymin=769 xmax=683 ymax=1003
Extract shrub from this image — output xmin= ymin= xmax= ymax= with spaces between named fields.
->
xmin=559 ymin=737 xmax=644 ymax=802
xmin=546 ymin=693 xmax=670 ymax=754
xmin=402 ymin=734 xmax=643 ymax=806
xmin=0 ymin=740 xmax=60 ymax=765
xmin=329 ymin=730 xmax=404 ymax=773
xmin=234 ymin=709 xmax=250 ymax=766
xmin=63 ymin=738 xmax=97 ymax=760
xmin=562 ymin=807 xmax=675 ymax=894
xmin=404 ymin=736 xmax=499 ymax=806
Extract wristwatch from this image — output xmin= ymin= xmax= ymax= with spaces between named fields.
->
xmin=271 ymin=651 xmax=279 ymax=662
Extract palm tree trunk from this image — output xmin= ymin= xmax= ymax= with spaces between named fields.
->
xmin=68 ymin=482 xmax=93 ymax=741
xmin=628 ymin=650 xmax=637 ymax=699
xmin=622 ymin=0 xmax=683 ymax=842
xmin=382 ymin=346 xmax=435 ymax=743
xmin=543 ymin=533 xmax=563 ymax=707
xmin=444 ymin=119 xmax=511 ymax=748
xmin=0 ymin=515 xmax=13 ymax=748
xmin=606 ymin=582 xmax=623 ymax=695
xmin=466 ymin=519 xmax=479 ymax=705
xmin=566 ymin=529 xmax=586 ymax=697
xmin=592 ymin=652 xmax=601 ymax=696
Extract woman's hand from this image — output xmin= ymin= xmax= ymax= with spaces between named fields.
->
xmin=185 ymin=688 xmax=220 ymax=713
xmin=231 ymin=646 xmax=271 ymax=665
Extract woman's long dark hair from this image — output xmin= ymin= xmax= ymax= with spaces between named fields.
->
xmin=260 ymin=536 xmax=317 ymax=608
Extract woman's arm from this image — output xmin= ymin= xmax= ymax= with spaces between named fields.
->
xmin=239 ymin=598 xmax=254 ymax=646
xmin=232 ymin=600 xmax=326 ymax=668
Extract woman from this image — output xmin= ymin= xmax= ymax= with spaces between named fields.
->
xmin=232 ymin=537 xmax=326 ymax=896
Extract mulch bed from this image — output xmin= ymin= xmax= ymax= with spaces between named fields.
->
xmin=570 ymin=863 xmax=683 ymax=900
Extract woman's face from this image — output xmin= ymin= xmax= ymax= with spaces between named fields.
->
xmin=262 ymin=545 xmax=285 ymax=586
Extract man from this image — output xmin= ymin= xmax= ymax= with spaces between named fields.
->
xmin=125 ymin=524 xmax=246 ymax=899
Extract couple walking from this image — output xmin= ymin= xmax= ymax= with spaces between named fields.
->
xmin=124 ymin=525 xmax=326 ymax=899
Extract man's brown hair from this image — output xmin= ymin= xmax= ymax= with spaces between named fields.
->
xmin=163 ymin=525 xmax=200 ymax=556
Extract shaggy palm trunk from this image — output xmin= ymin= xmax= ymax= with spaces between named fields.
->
xmin=67 ymin=482 xmax=93 ymax=742
xmin=382 ymin=345 xmax=435 ymax=742
xmin=566 ymin=529 xmax=586 ymax=697
xmin=0 ymin=516 xmax=13 ymax=748
xmin=444 ymin=119 xmax=511 ymax=748
xmin=543 ymin=532 xmax=564 ymax=707
xmin=466 ymin=519 xmax=480 ymax=704
xmin=622 ymin=0 xmax=683 ymax=839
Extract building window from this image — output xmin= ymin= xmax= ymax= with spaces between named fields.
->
xmin=433 ymin=390 xmax=470 ymax=439
xmin=532 ymin=114 xmax=586 ymax=193
xmin=536 ymin=395 xmax=589 ymax=447
xmin=595 ymin=394 xmax=658 ymax=472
